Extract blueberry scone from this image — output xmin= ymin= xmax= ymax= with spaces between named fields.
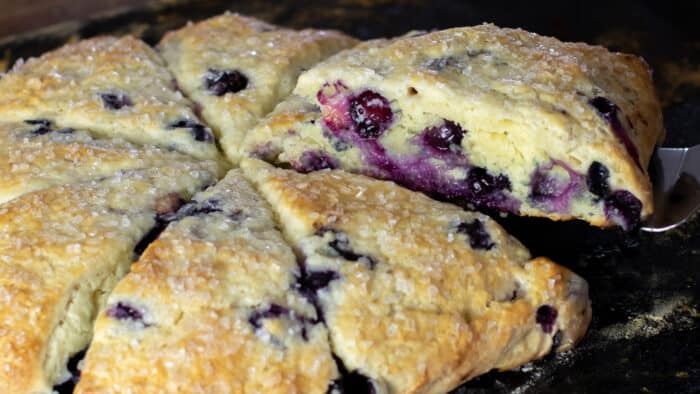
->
xmin=0 ymin=36 xmax=222 ymax=161
xmin=158 ymin=13 xmax=357 ymax=163
xmin=242 ymin=24 xmax=664 ymax=229
xmin=0 ymin=120 xmax=225 ymax=204
xmin=76 ymin=170 xmax=339 ymax=394
xmin=242 ymin=159 xmax=592 ymax=393
xmin=0 ymin=165 xmax=216 ymax=394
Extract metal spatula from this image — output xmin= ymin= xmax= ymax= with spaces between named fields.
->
xmin=641 ymin=145 xmax=700 ymax=232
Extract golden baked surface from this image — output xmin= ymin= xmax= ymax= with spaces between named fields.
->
xmin=159 ymin=13 xmax=357 ymax=163
xmin=0 ymin=120 xmax=224 ymax=204
xmin=242 ymin=24 xmax=664 ymax=229
xmin=0 ymin=36 xmax=222 ymax=161
xmin=0 ymin=165 xmax=217 ymax=394
xmin=76 ymin=170 xmax=338 ymax=394
xmin=242 ymin=159 xmax=591 ymax=394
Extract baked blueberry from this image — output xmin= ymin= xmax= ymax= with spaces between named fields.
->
xmin=420 ymin=120 xmax=466 ymax=152
xmin=604 ymin=190 xmax=642 ymax=230
xmin=168 ymin=119 xmax=214 ymax=143
xmin=100 ymin=92 xmax=133 ymax=110
xmin=589 ymin=96 xmax=640 ymax=168
xmin=456 ymin=219 xmax=495 ymax=250
xmin=106 ymin=302 xmax=146 ymax=324
xmin=465 ymin=167 xmax=513 ymax=209
xmin=25 ymin=119 xmax=53 ymax=135
xmin=535 ymin=305 xmax=558 ymax=334
xmin=586 ymin=161 xmax=610 ymax=198
xmin=293 ymin=150 xmax=339 ymax=173
xmin=349 ymin=90 xmax=393 ymax=139
xmin=204 ymin=68 xmax=248 ymax=96
xmin=52 ymin=349 xmax=86 ymax=394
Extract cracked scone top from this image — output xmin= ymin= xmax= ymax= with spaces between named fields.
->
xmin=0 ymin=165 xmax=217 ymax=394
xmin=0 ymin=120 xmax=225 ymax=204
xmin=158 ymin=13 xmax=357 ymax=163
xmin=76 ymin=170 xmax=339 ymax=394
xmin=0 ymin=35 xmax=222 ymax=161
xmin=242 ymin=24 xmax=664 ymax=229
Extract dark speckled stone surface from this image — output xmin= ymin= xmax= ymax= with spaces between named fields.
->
xmin=2 ymin=1 xmax=698 ymax=393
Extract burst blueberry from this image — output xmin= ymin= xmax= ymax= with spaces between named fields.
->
xmin=25 ymin=119 xmax=53 ymax=135
xmin=106 ymin=302 xmax=146 ymax=323
xmin=293 ymin=151 xmax=339 ymax=173
xmin=296 ymin=270 xmax=340 ymax=305
xmin=589 ymin=96 xmax=641 ymax=168
xmin=420 ymin=120 xmax=466 ymax=152
xmin=349 ymin=90 xmax=393 ymax=138
xmin=465 ymin=167 xmax=512 ymax=209
xmin=205 ymin=68 xmax=248 ymax=96
xmin=604 ymin=190 xmax=642 ymax=230
xmin=168 ymin=119 xmax=214 ymax=142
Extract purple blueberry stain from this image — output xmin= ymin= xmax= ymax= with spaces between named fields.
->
xmin=420 ymin=120 xmax=466 ymax=153
xmin=536 ymin=304 xmax=558 ymax=333
xmin=588 ymin=96 xmax=641 ymax=169
xmin=106 ymin=302 xmax=147 ymax=325
xmin=100 ymin=92 xmax=133 ymax=110
xmin=205 ymin=68 xmax=248 ymax=96
xmin=456 ymin=219 xmax=495 ymax=250
xmin=604 ymin=190 xmax=642 ymax=230
xmin=586 ymin=161 xmax=611 ymax=198
xmin=167 ymin=119 xmax=214 ymax=143
xmin=528 ymin=161 xmax=584 ymax=213
xmin=292 ymin=151 xmax=339 ymax=173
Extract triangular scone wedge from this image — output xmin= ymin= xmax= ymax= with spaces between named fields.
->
xmin=76 ymin=170 xmax=339 ymax=394
xmin=0 ymin=120 xmax=225 ymax=204
xmin=242 ymin=159 xmax=591 ymax=394
xmin=0 ymin=36 xmax=222 ymax=161
xmin=158 ymin=12 xmax=357 ymax=163
xmin=242 ymin=24 xmax=664 ymax=229
xmin=0 ymin=165 xmax=217 ymax=394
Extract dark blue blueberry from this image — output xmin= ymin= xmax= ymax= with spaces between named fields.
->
xmin=456 ymin=219 xmax=495 ymax=250
xmin=292 ymin=151 xmax=339 ymax=173
xmin=168 ymin=119 xmax=214 ymax=143
xmin=420 ymin=120 xmax=466 ymax=152
xmin=536 ymin=305 xmax=558 ymax=333
xmin=328 ymin=355 xmax=376 ymax=394
xmin=205 ymin=69 xmax=248 ymax=96
xmin=106 ymin=302 xmax=146 ymax=323
xmin=297 ymin=270 xmax=340 ymax=305
xmin=25 ymin=119 xmax=53 ymax=135
xmin=317 ymin=228 xmax=377 ymax=268
xmin=52 ymin=349 xmax=86 ymax=394
xmin=248 ymin=304 xmax=309 ymax=341
xmin=589 ymin=96 xmax=641 ymax=168
xmin=604 ymin=190 xmax=642 ymax=230
xmin=586 ymin=161 xmax=610 ymax=198
xmin=349 ymin=90 xmax=393 ymax=139
xmin=100 ymin=92 xmax=133 ymax=110
xmin=465 ymin=167 xmax=512 ymax=209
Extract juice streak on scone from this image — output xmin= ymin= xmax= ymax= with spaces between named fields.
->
xmin=0 ymin=120 xmax=225 ymax=204
xmin=242 ymin=24 xmax=664 ymax=229
xmin=158 ymin=12 xmax=357 ymax=164
xmin=242 ymin=159 xmax=591 ymax=394
xmin=76 ymin=170 xmax=338 ymax=394
xmin=0 ymin=165 xmax=216 ymax=394
xmin=0 ymin=36 xmax=223 ymax=161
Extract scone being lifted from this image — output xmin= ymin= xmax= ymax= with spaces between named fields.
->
xmin=0 ymin=36 xmax=222 ymax=161
xmin=158 ymin=13 xmax=357 ymax=164
xmin=243 ymin=24 xmax=664 ymax=229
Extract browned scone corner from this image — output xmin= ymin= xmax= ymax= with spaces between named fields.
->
xmin=242 ymin=158 xmax=591 ymax=393
xmin=158 ymin=12 xmax=358 ymax=164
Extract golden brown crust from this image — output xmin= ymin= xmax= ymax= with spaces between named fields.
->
xmin=0 ymin=36 xmax=223 ymax=161
xmin=158 ymin=12 xmax=358 ymax=163
xmin=0 ymin=165 xmax=217 ymax=394
xmin=242 ymin=159 xmax=591 ymax=393
xmin=0 ymin=121 xmax=224 ymax=204
xmin=76 ymin=171 xmax=338 ymax=394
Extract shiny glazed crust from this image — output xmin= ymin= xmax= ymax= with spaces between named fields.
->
xmin=0 ymin=166 xmax=217 ymax=394
xmin=158 ymin=13 xmax=358 ymax=163
xmin=242 ymin=25 xmax=664 ymax=228
xmin=76 ymin=170 xmax=338 ymax=394
xmin=241 ymin=159 xmax=591 ymax=394
xmin=0 ymin=36 xmax=223 ymax=161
